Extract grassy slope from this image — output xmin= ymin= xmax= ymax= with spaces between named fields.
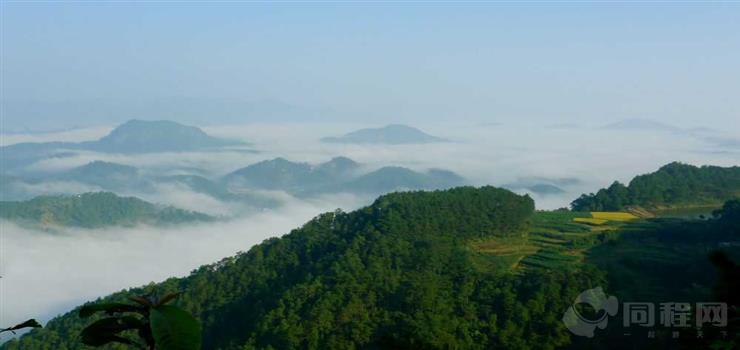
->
xmin=471 ymin=210 xmax=740 ymax=302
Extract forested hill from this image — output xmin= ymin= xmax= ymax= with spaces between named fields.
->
xmin=0 ymin=192 xmax=213 ymax=228
xmin=0 ymin=187 xmax=603 ymax=350
xmin=571 ymin=162 xmax=740 ymax=211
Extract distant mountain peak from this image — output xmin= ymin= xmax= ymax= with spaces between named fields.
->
xmin=321 ymin=124 xmax=448 ymax=144
xmin=58 ymin=161 xmax=143 ymax=191
xmin=383 ymin=124 xmax=419 ymax=130
xmin=326 ymin=156 xmax=357 ymax=164
xmin=68 ymin=160 xmax=139 ymax=176
xmin=94 ymin=119 xmax=243 ymax=153
xmin=103 ymin=119 xmax=208 ymax=140
xmin=318 ymin=156 xmax=360 ymax=172
xmin=223 ymin=156 xmax=465 ymax=195
xmin=0 ymin=120 xmax=249 ymax=172
xmin=270 ymin=157 xmax=295 ymax=164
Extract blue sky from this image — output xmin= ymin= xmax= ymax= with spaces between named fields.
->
xmin=1 ymin=2 xmax=739 ymax=130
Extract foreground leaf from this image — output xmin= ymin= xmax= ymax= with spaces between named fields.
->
xmin=0 ymin=319 xmax=42 ymax=334
xmin=150 ymin=305 xmax=201 ymax=350
xmin=155 ymin=292 xmax=182 ymax=307
xmin=79 ymin=316 xmax=143 ymax=346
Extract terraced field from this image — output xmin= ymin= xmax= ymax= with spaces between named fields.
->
xmin=591 ymin=211 xmax=639 ymax=221
xmin=471 ymin=207 xmax=740 ymax=294
xmin=470 ymin=208 xmax=740 ymax=306
xmin=471 ymin=210 xmax=640 ymax=272
xmin=572 ymin=217 xmax=608 ymax=225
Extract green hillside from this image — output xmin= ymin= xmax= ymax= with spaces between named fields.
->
xmin=571 ymin=162 xmax=740 ymax=211
xmin=3 ymin=188 xmax=739 ymax=349
xmin=2 ymin=187 xmax=593 ymax=349
xmin=0 ymin=192 xmax=213 ymax=228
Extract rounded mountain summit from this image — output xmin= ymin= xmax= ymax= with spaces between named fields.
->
xmin=321 ymin=124 xmax=449 ymax=145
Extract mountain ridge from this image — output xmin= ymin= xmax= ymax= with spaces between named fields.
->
xmin=321 ymin=124 xmax=449 ymax=144
xmin=0 ymin=192 xmax=214 ymax=229
xmin=571 ymin=161 xmax=740 ymax=211
xmin=2 ymin=186 xmax=551 ymax=350
xmin=3 ymin=185 xmax=740 ymax=349
xmin=223 ymin=157 xmax=465 ymax=196
xmin=0 ymin=120 xmax=246 ymax=172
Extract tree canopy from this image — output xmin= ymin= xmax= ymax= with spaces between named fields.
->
xmin=571 ymin=162 xmax=740 ymax=211
xmin=0 ymin=192 xmax=212 ymax=228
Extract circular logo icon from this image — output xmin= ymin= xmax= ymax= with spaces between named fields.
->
xmin=562 ymin=287 xmax=618 ymax=337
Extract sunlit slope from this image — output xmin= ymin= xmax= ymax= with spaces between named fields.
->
xmin=471 ymin=206 xmax=740 ymax=304
xmin=4 ymin=188 xmax=739 ymax=350
xmin=6 ymin=187 xmax=596 ymax=350
xmin=571 ymin=162 xmax=740 ymax=212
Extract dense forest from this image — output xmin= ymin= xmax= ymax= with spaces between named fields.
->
xmin=571 ymin=162 xmax=740 ymax=211
xmin=2 ymin=187 xmax=604 ymax=349
xmin=0 ymin=192 xmax=212 ymax=228
xmin=3 ymin=186 xmax=739 ymax=349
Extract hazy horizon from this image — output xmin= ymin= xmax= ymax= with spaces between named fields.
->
xmin=2 ymin=3 xmax=739 ymax=130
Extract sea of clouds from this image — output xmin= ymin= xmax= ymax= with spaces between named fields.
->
xmin=1 ymin=120 xmax=739 ymax=338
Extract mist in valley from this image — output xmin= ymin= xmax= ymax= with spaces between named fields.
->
xmin=1 ymin=119 xmax=739 ymax=332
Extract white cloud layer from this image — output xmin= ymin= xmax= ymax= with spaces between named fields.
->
xmin=0 ymin=193 xmax=369 ymax=332
xmin=1 ymin=121 xmax=738 ymax=336
xmin=0 ymin=127 xmax=112 ymax=147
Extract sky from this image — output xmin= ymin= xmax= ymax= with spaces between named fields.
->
xmin=1 ymin=2 xmax=739 ymax=130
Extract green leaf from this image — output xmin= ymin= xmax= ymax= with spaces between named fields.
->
xmin=129 ymin=295 xmax=153 ymax=307
xmin=150 ymin=305 xmax=201 ymax=350
xmin=80 ymin=333 xmax=133 ymax=347
xmin=79 ymin=302 xmax=142 ymax=318
xmin=0 ymin=319 xmax=42 ymax=333
xmin=13 ymin=319 xmax=42 ymax=329
xmin=155 ymin=292 xmax=182 ymax=307
xmin=79 ymin=316 xmax=143 ymax=346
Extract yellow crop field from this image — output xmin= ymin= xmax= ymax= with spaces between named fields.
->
xmin=573 ymin=218 xmax=609 ymax=225
xmin=591 ymin=212 xmax=639 ymax=221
